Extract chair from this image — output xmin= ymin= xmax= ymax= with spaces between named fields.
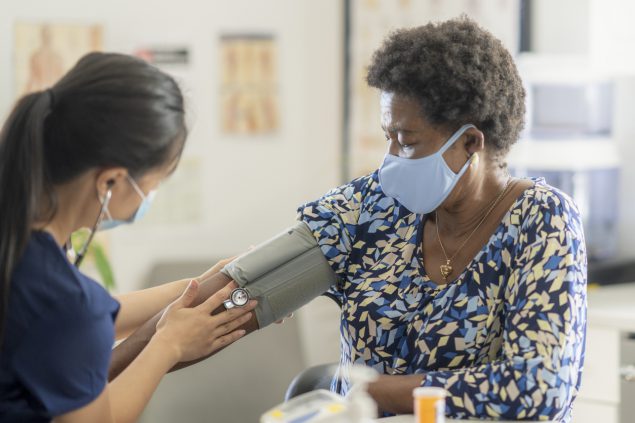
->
xmin=284 ymin=363 xmax=340 ymax=401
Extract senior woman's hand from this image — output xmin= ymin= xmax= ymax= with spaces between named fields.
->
xmin=367 ymin=374 xmax=425 ymax=415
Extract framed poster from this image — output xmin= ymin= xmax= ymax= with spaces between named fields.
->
xmin=14 ymin=22 xmax=103 ymax=97
xmin=135 ymin=46 xmax=190 ymax=66
xmin=219 ymin=34 xmax=280 ymax=136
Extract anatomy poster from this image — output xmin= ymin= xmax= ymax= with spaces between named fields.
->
xmin=14 ymin=22 xmax=103 ymax=97
xmin=346 ymin=0 xmax=520 ymax=178
xmin=219 ymin=34 xmax=280 ymax=135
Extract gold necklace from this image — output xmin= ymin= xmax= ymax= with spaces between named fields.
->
xmin=435 ymin=177 xmax=512 ymax=281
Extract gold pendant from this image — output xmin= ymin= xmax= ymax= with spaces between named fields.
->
xmin=439 ymin=260 xmax=453 ymax=280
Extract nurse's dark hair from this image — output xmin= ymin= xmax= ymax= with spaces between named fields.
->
xmin=0 ymin=52 xmax=187 ymax=342
xmin=367 ymin=16 xmax=525 ymax=160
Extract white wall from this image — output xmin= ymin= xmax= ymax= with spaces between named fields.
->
xmin=531 ymin=0 xmax=589 ymax=55
xmin=107 ymin=0 xmax=343 ymax=294
xmin=533 ymin=0 xmax=635 ymax=73
xmin=0 ymin=0 xmax=344 ymax=292
xmin=588 ymin=0 xmax=635 ymax=74
xmin=1 ymin=1 xmax=344 ymax=420
xmin=586 ymin=0 xmax=635 ymax=257
xmin=531 ymin=0 xmax=635 ymax=259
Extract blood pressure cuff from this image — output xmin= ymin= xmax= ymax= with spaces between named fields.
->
xmin=221 ymin=221 xmax=338 ymax=328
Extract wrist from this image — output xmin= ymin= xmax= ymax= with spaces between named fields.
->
xmin=197 ymin=271 xmax=213 ymax=285
xmin=198 ymin=268 xmax=225 ymax=285
xmin=150 ymin=330 xmax=182 ymax=365
xmin=367 ymin=374 xmax=424 ymax=415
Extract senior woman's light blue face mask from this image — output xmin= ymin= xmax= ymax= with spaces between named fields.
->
xmin=378 ymin=124 xmax=476 ymax=214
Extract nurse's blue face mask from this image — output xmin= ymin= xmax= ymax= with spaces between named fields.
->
xmin=99 ymin=175 xmax=157 ymax=231
xmin=73 ymin=175 xmax=156 ymax=267
xmin=378 ymin=124 xmax=476 ymax=214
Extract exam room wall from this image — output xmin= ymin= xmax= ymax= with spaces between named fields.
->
xmin=0 ymin=0 xmax=343 ymax=419
xmin=0 ymin=0 xmax=343 ymax=327
xmin=531 ymin=0 xmax=635 ymax=260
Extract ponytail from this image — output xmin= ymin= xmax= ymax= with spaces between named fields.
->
xmin=0 ymin=90 xmax=55 ymax=344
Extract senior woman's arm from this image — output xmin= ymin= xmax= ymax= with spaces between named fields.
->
xmin=110 ymin=176 xmax=361 ymax=380
xmin=112 ymin=258 xmax=235 ymax=340
xmin=110 ymin=219 xmax=339 ymax=379
xmin=109 ymin=271 xmax=260 ymax=380
xmin=368 ymin=194 xmax=587 ymax=420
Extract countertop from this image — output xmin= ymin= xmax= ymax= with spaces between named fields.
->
xmin=376 ymin=417 xmax=552 ymax=422
xmin=587 ymin=283 xmax=635 ymax=331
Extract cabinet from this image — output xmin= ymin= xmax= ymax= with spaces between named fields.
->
xmin=573 ymin=285 xmax=635 ymax=423
xmin=574 ymin=327 xmax=620 ymax=422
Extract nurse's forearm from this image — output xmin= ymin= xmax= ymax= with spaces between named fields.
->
xmin=112 ymin=258 xmax=235 ymax=341
xmin=113 ymin=278 xmax=190 ymax=340
xmin=108 ymin=272 xmax=259 ymax=381
xmin=367 ymin=374 xmax=424 ymax=415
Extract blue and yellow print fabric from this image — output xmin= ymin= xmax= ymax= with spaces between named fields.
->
xmin=297 ymin=171 xmax=587 ymax=422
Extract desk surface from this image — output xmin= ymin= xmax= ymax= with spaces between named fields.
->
xmin=376 ymin=416 xmax=551 ymax=422
xmin=587 ymin=283 xmax=635 ymax=331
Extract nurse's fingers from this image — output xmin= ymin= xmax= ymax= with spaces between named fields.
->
xmin=211 ymin=311 xmax=253 ymax=338
xmin=212 ymin=300 xmax=257 ymax=326
xmin=274 ymin=312 xmax=294 ymax=324
xmin=197 ymin=282 xmax=236 ymax=313
xmin=174 ymin=280 xmax=200 ymax=308
xmin=209 ymin=329 xmax=247 ymax=352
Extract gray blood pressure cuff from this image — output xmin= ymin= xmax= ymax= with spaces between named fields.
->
xmin=221 ymin=221 xmax=338 ymax=328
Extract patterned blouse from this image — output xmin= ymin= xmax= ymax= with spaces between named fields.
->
xmin=297 ymin=171 xmax=587 ymax=423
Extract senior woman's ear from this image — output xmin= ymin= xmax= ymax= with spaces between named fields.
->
xmin=463 ymin=127 xmax=485 ymax=156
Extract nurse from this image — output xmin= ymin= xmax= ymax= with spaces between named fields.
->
xmin=0 ymin=52 xmax=256 ymax=422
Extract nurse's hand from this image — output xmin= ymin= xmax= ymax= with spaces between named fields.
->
xmin=154 ymin=280 xmax=257 ymax=363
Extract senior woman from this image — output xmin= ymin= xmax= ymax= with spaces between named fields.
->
xmin=112 ymin=18 xmax=586 ymax=422
xmin=301 ymin=18 xmax=586 ymax=422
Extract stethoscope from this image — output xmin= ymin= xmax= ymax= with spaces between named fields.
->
xmin=67 ymin=183 xmax=252 ymax=309
xmin=66 ymin=184 xmax=113 ymax=268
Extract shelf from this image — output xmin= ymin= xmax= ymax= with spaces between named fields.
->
xmin=507 ymin=137 xmax=619 ymax=171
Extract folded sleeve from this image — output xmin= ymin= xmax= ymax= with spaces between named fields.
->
xmin=419 ymin=191 xmax=587 ymax=421
xmin=12 ymin=298 xmax=118 ymax=417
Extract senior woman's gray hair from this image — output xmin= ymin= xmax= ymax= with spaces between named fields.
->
xmin=367 ymin=16 xmax=526 ymax=161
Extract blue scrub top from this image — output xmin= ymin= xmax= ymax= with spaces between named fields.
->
xmin=0 ymin=231 xmax=120 ymax=422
